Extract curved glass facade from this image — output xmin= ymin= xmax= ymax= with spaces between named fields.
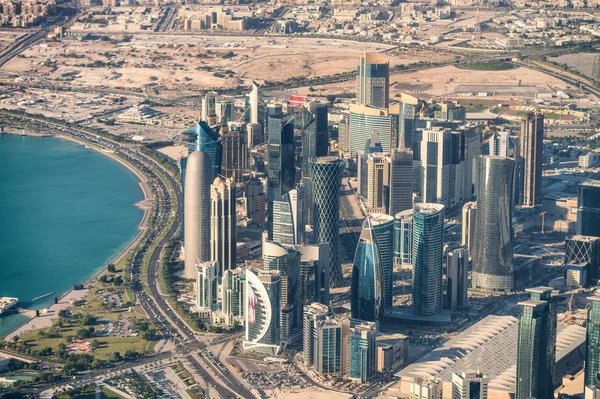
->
xmin=394 ymin=210 xmax=413 ymax=266
xmin=195 ymin=121 xmax=222 ymax=180
xmin=472 ymin=156 xmax=515 ymax=292
xmin=370 ymin=214 xmax=394 ymax=310
xmin=351 ymin=220 xmax=383 ymax=322
xmin=411 ymin=203 xmax=444 ymax=317
xmin=310 ymin=157 xmax=345 ymax=288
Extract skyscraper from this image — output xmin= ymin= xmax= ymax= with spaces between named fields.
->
xmin=249 ymin=81 xmax=259 ymax=125
xmin=303 ymin=302 xmax=332 ymax=367
xmin=348 ymin=321 xmax=377 ymax=383
xmin=215 ymin=99 xmax=233 ymax=124
xmin=297 ymin=243 xmax=330 ymax=308
xmin=585 ymin=297 xmax=600 ymax=388
xmin=394 ymin=209 xmax=413 ymax=267
xmin=311 ymin=156 xmax=345 ymax=288
xmin=195 ymin=121 xmax=222 ymax=180
xmin=246 ymin=177 xmax=266 ymax=225
xmin=348 ymin=104 xmax=399 ymax=156
xmin=263 ymin=237 xmax=301 ymax=345
xmin=179 ymin=155 xmax=188 ymax=244
xmin=357 ymin=131 xmax=383 ymax=199
xmin=210 ymin=176 xmax=237 ymax=275
xmin=302 ymin=101 xmax=329 ymax=226
xmin=409 ymin=377 xmax=443 ymax=399
xmin=271 ymin=185 xmax=304 ymax=246
xmin=398 ymin=93 xmax=421 ymax=150
xmin=196 ymin=260 xmax=219 ymax=311
xmin=452 ymin=372 xmax=489 ymax=399
xmin=577 ymin=179 xmax=600 ymax=237
xmin=412 ymin=203 xmax=445 ymax=317
xmin=461 ymin=202 xmax=477 ymax=260
xmin=370 ymin=214 xmax=394 ymax=310
xmin=244 ymin=269 xmax=282 ymax=355
xmin=387 ymin=148 xmax=414 ymax=216
xmin=418 ymin=127 xmax=451 ymax=207
xmin=201 ymin=92 xmax=216 ymax=122
xmin=490 ymin=130 xmax=511 ymax=157
xmin=222 ymin=268 xmax=246 ymax=326
xmin=519 ymin=111 xmax=544 ymax=207
xmin=220 ymin=123 xmax=248 ymax=183
xmin=266 ymin=103 xmax=295 ymax=203
xmin=366 ymin=152 xmax=388 ymax=213
xmin=515 ymin=287 xmax=556 ymax=399
xmin=351 ymin=218 xmax=383 ymax=323
xmin=314 ymin=318 xmax=343 ymax=375
xmin=446 ymin=247 xmax=469 ymax=311
xmin=472 ymin=156 xmax=515 ymax=292
xmin=357 ymin=52 xmax=389 ymax=109
xmin=184 ymin=150 xmax=213 ymax=279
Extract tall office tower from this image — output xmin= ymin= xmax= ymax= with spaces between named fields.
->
xmin=412 ymin=203 xmax=445 ymax=317
xmin=369 ymin=214 xmax=394 ymax=310
xmin=246 ymin=177 xmax=266 ymax=225
xmin=461 ymin=202 xmax=477 ymax=260
xmin=434 ymin=101 xmax=466 ymax=122
xmin=366 ymin=152 xmax=388 ymax=213
xmin=349 ymin=321 xmax=377 ymax=383
xmin=244 ymin=269 xmax=282 ymax=355
xmin=210 ymin=176 xmax=237 ymax=275
xmin=526 ymin=286 xmax=557 ymax=389
xmin=267 ymin=103 xmax=295 ymax=220
xmin=263 ymin=237 xmax=301 ymax=345
xmin=310 ymin=156 xmax=345 ymax=288
xmin=195 ymin=121 xmax=222 ymax=180
xmin=585 ymin=297 xmax=600 ymax=387
xmin=357 ymin=52 xmax=389 ymax=109
xmin=452 ymin=372 xmax=489 ymax=399
xmin=409 ymin=377 xmax=443 ymax=399
xmin=303 ymin=302 xmax=332 ymax=367
xmin=394 ymin=209 xmax=413 ymax=266
xmin=184 ymin=150 xmax=213 ymax=279
xmin=338 ymin=115 xmax=349 ymax=152
xmin=215 ymin=100 xmax=233 ymax=124
xmin=490 ymin=130 xmax=511 ymax=157
xmin=297 ymin=243 xmax=330 ymax=307
xmin=314 ymin=318 xmax=343 ymax=375
xmin=271 ymin=186 xmax=304 ymax=246
xmin=387 ymin=148 xmax=414 ymax=216
xmin=472 ymin=156 xmax=515 ymax=292
xmin=351 ymin=218 xmax=383 ymax=322
xmin=222 ymin=268 xmax=246 ymax=326
xmin=249 ymin=81 xmax=259 ymax=125
xmin=398 ymin=93 xmax=421 ymax=150
xmin=358 ymin=131 xmax=383 ymax=199
xmin=196 ymin=260 xmax=219 ymax=311
xmin=247 ymin=122 xmax=263 ymax=149
xmin=201 ymin=92 xmax=216 ymax=122
xmin=445 ymin=247 xmax=469 ymax=311
xmin=179 ymin=156 xmax=188 ymax=244
xmin=519 ymin=111 xmax=544 ymax=207
xmin=515 ymin=294 xmax=555 ymax=399
xmin=302 ymin=101 xmax=329 ymax=225
xmin=577 ymin=180 xmax=600 ymax=237
xmin=449 ymin=127 xmax=481 ymax=207
xmin=565 ymin=235 xmax=600 ymax=283
xmin=221 ymin=123 xmax=248 ymax=183
xmin=419 ymin=127 xmax=451 ymax=207
xmin=348 ymin=104 xmax=399 ymax=156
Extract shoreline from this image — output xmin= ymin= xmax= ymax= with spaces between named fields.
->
xmin=2 ymin=132 xmax=155 ymax=339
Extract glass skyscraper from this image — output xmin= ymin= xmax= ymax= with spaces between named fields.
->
xmin=585 ymin=297 xmax=600 ymax=388
xmin=348 ymin=104 xmax=399 ymax=156
xmin=472 ymin=156 xmax=515 ymax=292
xmin=244 ymin=269 xmax=282 ymax=355
xmin=266 ymin=103 xmax=295 ymax=203
xmin=577 ymin=179 xmax=600 ymax=238
xmin=349 ymin=322 xmax=377 ymax=383
xmin=357 ymin=52 xmax=389 ymax=109
xmin=411 ymin=203 xmax=445 ymax=317
xmin=310 ymin=156 xmax=345 ymax=288
xmin=369 ymin=214 xmax=394 ymax=310
xmin=351 ymin=218 xmax=383 ymax=323
xmin=271 ymin=186 xmax=304 ymax=246
xmin=394 ymin=209 xmax=413 ymax=266
xmin=515 ymin=287 xmax=556 ymax=399
xmin=195 ymin=121 xmax=222 ymax=180
xmin=518 ymin=111 xmax=544 ymax=207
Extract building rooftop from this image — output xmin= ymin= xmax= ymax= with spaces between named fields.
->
xmin=396 ymin=315 xmax=586 ymax=393
xmin=368 ymin=213 xmax=394 ymax=226
xmin=414 ymin=203 xmax=445 ymax=215
xmin=581 ymin=179 xmax=600 ymax=187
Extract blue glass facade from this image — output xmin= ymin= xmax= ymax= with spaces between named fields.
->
xmin=370 ymin=214 xmax=394 ymax=310
xmin=195 ymin=121 xmax=222 ymax=180
xmin=585 ymin=298 xmax=600 ymax=387
xmin=351 ymin=219 xmax=383 ymax=322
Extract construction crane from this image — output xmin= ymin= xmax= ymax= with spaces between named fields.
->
xmin=567 ymin=291 xmax=575 ymax=326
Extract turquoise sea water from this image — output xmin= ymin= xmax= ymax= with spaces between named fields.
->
xmin=0 ymin=134 xmax=143 ymax=335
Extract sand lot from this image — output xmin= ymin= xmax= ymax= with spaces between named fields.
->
xmin=0 ymin=35 xmax=456 ymax=96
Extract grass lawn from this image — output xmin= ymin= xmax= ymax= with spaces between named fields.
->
xmin=459 ymin=60 xmax=516 ymax=71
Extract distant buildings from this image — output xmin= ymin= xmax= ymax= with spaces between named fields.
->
xmin=351 ymin=218 xmax=383 ymax=323
xmin=412 ymin=203 xmax=445 ymax=317
xmin=472 ymin=156 xmax=515 ymax=292
xmin=310 ymin=156 xmax=344 ymax=288
xmin=585 ymin=297 xmax=600 ymax=388
xmin=184 ymin=150 xmax=213 ymax=279
xmin=577 ymin=179 xmax=600 ymax=237
xmin=518 ymin=111 xmax=544 ymax=207
xmin=357 ymin=52 xmax=389 ymax=109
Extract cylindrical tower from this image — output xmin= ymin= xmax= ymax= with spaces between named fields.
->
xmin=472 ymin=155 xmax=515 ymax=292
xmin=184 ymin=150 xmax=213 ymax=279
xmin=411 ymin=203 xmax=444 ymax=317
xmin=351 ymin=218 xmax=382 ymax=323
xmin=310 ymin=156 xmax=345 ymax=288
xmin=368 ymin=213 xmax=394 ymax=310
